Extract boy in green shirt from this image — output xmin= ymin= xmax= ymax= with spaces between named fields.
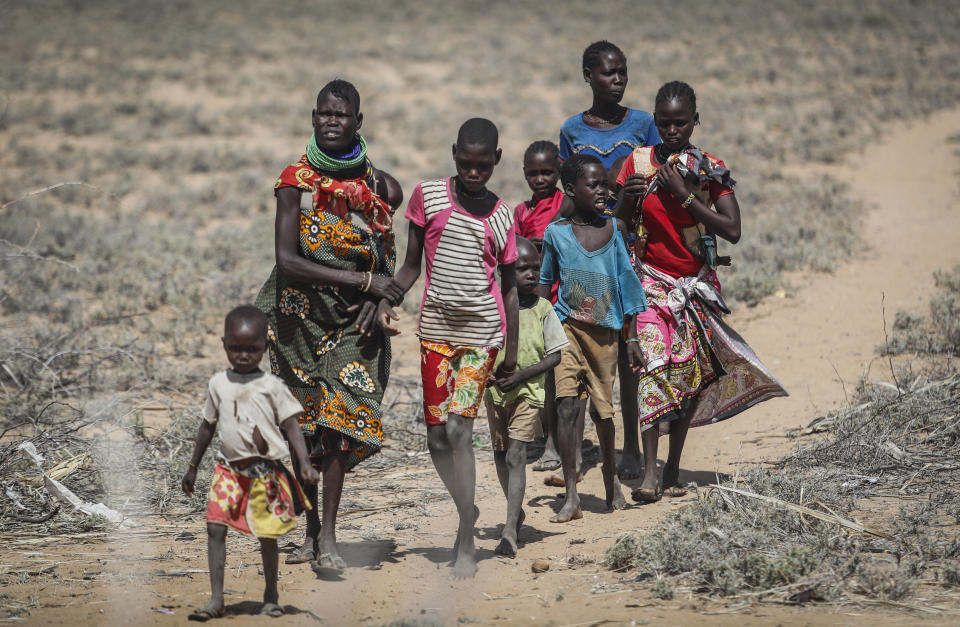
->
xmin=485 ymin=236 xmax=569 ymax=557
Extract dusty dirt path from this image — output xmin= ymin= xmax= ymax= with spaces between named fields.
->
xmin=8 ymin=108 xmax=960 ymax=626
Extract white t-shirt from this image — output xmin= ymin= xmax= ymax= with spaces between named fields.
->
xmin=203 ymin=369 xmax=303 ymax=462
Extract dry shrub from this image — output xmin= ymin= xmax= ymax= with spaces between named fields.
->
xmin=884 ymin=265 xmax=960 ymax=355
xmin=608 ymin=270 xmax=960 ymax=601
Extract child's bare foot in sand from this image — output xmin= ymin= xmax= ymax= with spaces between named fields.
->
xmin=451 ymin=504 xmax=479 ymax=561
xmin=494 ymin=509 xmax=525 ymax=557
xmin=607 ymin=477 xmax=627 ymax=511
xmin=451 ymin=515 xmax=478 ymax=579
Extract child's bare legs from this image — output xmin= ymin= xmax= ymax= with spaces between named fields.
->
xmin=616 ymin=342 xmax=643 ymax=480
xmin=427 ymin=413 xmax=478 ymax=578
xmin=493 ymin=438 xmax=526 ymax=557
xmin=545 ymin=399 xmax=586 ymax=486
xmin=258 ymin=538 xmax=283 ymax=616
xmin=551 ymin=396 xmax=584 ymax=522
xmin=591 ymin=408 xmax=627 ymax=511
xmin=317 ymin=450 xmax=348 ymax=569
xmin=534 ymin=373 xmax=560 ymax=470
xmin=202 ymin=523 xmax=227 ymax=617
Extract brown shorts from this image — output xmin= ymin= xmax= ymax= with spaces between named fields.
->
xmin=554 ymin=318 xmax=618 ymax=420
xmin=484 ymin=398 xmax=543 ymax=451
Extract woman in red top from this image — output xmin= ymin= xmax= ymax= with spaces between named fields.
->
xmin=617 ymin=81 xmax=786 ymax=502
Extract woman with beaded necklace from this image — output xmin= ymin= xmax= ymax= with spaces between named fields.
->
xmin=255 ymin=79 xmax=403 ymax=574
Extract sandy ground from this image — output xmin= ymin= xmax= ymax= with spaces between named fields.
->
xmin=3 ymin=108 xmax=960 ymax=626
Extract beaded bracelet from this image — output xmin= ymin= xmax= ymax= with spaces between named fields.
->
xmin=188 ymin=462 xmax=198 ymax=469
xmin=681 ymin=193 xmax=696 ymax=209
xmin=625 ymin=337 xmax=642 ymax=343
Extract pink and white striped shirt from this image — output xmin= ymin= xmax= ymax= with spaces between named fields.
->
xmin=405 ymin=178 xmax=518 ymax=348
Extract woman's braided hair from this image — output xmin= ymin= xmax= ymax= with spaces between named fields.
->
xmin=655 ymin=81 xmax=697 ymax=114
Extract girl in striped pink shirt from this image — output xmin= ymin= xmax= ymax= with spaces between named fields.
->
xmin=386 ymin=118 xmax=519 ymax=579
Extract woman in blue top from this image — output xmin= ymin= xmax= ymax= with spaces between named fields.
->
xmin=558 ymin=41 xmax=661 ymax=172
xmin=540 ymin=40 xmax=659 ymax=481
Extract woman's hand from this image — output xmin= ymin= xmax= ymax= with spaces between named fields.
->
xmin=620 ymin=173 xmax=649 ymax=199
xmin=657 ymin=161 xmax=695 ymax=200
xmin=366 ymin=274 xmax=404 ymax=305
xmin=375 ymin=300 xmax=401 ymax=336
xmin=348 ymin=300 xmax=378 ymax=336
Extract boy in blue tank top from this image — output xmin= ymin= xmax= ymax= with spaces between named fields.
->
xmin=538 ymin=154 xmax=647 ymax=523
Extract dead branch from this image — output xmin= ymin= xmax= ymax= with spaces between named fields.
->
xmin=2 ymin=503 xmax=60 ymax=523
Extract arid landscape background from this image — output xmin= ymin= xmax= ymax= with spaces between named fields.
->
xmin=2 ymin=1 xmax=960 ymax=625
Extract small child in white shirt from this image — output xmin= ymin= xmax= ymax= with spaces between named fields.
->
xmin=181 ymin=305 xmax=319 ymax=620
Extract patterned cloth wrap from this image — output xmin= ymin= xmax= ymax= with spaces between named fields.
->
xmin=634 ymin=262 xmax=787 ymax=430
xmin=255 ymin=156 xmax=395 ymax=471
xmin=206 ymin=459 xmax=309 ymax=539
xmin=420 ymin=340 xmax=498 ymax=423
xmin=662 ymin=146 xmax=736 ymax=189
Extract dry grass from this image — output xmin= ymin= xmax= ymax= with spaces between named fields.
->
xmin=1 ymin=1 xmax=959 ymax=533
xmin=605 ymin=269 xmax=960 ymax=606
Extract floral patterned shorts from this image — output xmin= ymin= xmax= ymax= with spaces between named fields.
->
xmin=420 ymin=340 xmax=498 ymax=424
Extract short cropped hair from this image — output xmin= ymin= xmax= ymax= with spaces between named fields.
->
xmin=515 ymin=235 xmax=538 ymax=259
xmin=582 ymin=40 xmax=625 ymax=71
xmin=224 ymin=304 xmax=268 ymax=336
xmin=560 ymin=154 xmax=603 ymax=188
xmin=456 ymin=118 xmax=498 ymax=151
xmin=317 ymin=79 xmax=360 ymax=114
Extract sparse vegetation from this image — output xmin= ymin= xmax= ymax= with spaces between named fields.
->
xmin=1 ymin=1 xmax=959 ymax=619
xmin=607 ymin=268 xmax=960 ymax=603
